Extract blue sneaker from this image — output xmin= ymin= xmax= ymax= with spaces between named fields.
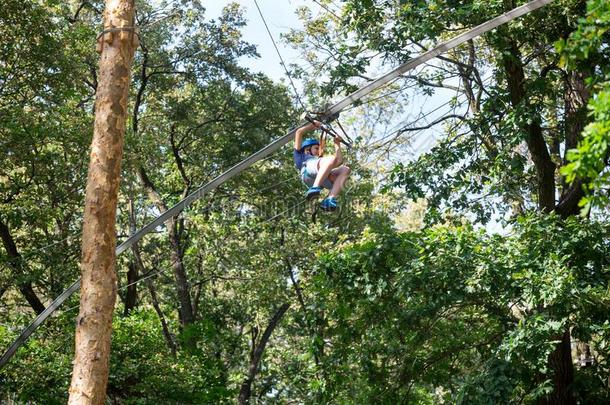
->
xmin=320 ymin=197 xmax=338 ymax=211
xmin=305 ymin=186 xmax=322 ymax=200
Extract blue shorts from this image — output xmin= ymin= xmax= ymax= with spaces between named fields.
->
xmin=300 ymin=158 xmax=333 ymax=189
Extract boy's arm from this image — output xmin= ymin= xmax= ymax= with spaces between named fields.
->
xmin=333 ymin=135 xmax=343 ymax=164
xmin=319 ymin=134 xmax=326 ymax=156
xmin=294 ymin=121 xmax=321 ymax=150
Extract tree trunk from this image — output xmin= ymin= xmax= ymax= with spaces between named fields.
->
xmin=502 ymin=42 xmax=556 ymax=212
xmin=137 ymin=167 xmax=195 ymax=327
xmin=0 ymin=219 xmax=45 ymax=314
xmin=538 ymin=329 xmax=576 ymax=405
xmin=68 ymin=1 xmax=137 ymax=403
xmin=541 ymin=71 xmax=591 ymax=405
xmin=122 ymin=261 xmax=138 ymax=316
xmin=131 ymin=40 xmax=195 ymax=329
xmin=557 ymin=71 xmax=590 ymax=216
xmin=121 ymin=187 xmax=140 ymax=317
xmin=238 ymin=303 xmax=290 ymax=404
xmin=146 ymin=277 xmax=177 ymax=357
xmin=500 ymin=38 xmax=578 ymax=404
xmin=127 ymin=197 xmax=177 ymax=356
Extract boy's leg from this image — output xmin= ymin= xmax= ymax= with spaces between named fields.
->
xmin=313 ymin=156 xmax=341 ymax=188
xmin=327 ymin=166 xmax=351 ymax=198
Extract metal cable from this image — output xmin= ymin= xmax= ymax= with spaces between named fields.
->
xmin=310 ymin=0 xmax=341 ymax=20
xmin=252 ymin=0 xmax=308 ymax=113
xmin=368 ymin=74 xmax=494 ymax=149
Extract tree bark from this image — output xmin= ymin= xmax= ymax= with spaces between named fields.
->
xmin=0 ymin=218 xmax=45 ymax=314
xmin=127 ymin=187 xmax=177 ymax=356
xmin=122 ymin=261 xmax=138 ymax=316
xmin=121 ymin=197 xmax=139 ymax=316
xmin=502 ymin=42 xmax=556 ymax=212
xmin=132 ymin=42 xmax=195 ymax=329
xmin=137 ymin=166 xmax=195 ymax=327
xmin=538 ymin=329 xmax=576 ymax=405
xmin=145 ymin=277 xmax=177 ymax=357
xmin=541 ymin=72 xmax=591 ymax=404
xmin=556 ymin=71 xmax=590 ymax=217
xmin=68 ymin=1 xmax=137 ymax=403
xmin=500 ymin=38 xmax=578 ymax=404
xmin=238 ymin=303 xmax=290 ymax=404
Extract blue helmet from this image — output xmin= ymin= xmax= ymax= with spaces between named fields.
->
xmin=300 ymin=138 xmax=319 ymax=152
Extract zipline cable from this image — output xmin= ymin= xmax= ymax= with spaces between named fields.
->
xmin=0 ymin=179 xmax=302 ymax=344
xmin=0 ymin=0 xmax=555 ymax=370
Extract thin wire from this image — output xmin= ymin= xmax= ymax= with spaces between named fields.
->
xmin=342 ymin=80 xmax=420 ymax=112
xmin=252 ymin=0 xmax=308 ymax=112
xmin=369 ymin=74 xmax=494 ymax=149
xmin=63 ymin=262 xmax=175 ymax=314
xmin=0 ymin=232 xmax=82 ymax=269
xmin=6 ymin=173 xmax=301 ymax=311
xmin=260 ymin=198 xmax=308 ymax=223
xmin=310 ymin=0 xmax=341 ymax=20
xmin=0 ymin=152 xmax=295 ymax=271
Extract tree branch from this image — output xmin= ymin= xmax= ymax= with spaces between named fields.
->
xmin=238 ymin=303 xmax=290 ymax=404
xmin=398 ymin=114 xmax=466 ymax=134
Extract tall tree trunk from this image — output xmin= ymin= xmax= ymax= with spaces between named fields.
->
xmin=137 ymin=167 xmax=195 ymax=327
xmin=238 ymin=303 xmax=290 ymax=404
xmin=122 ymin=261 xmax=138 ymax=316
xmin=538 ymin=329 xmax=576 ymax=405
xmin=146 ymin=277 xmax=177 ymax=357
xmin=540 ymin=72 xmax=591 ymax=405
xmin=131 ymin=37 xmax=194 ymax=329
xmin=68 ymin=1 xmax=137 ymax=403
xmin=502 ymin=42 xmax=556 ymax=212
xmin=500 ymin=39 xmax=577 ymax=404
xmin=556 ymin=71 xmax=590 ymax=216
xmin=121 ymin=196 xmax=140 ymax=316
xmin=0 ymin=219 xmax=45 ymax=314
xmin=128 ymin=197 xmax=177 ymax=356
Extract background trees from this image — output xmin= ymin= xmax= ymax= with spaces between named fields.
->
xmin=1 ymin=0 xmax=608 ymax=403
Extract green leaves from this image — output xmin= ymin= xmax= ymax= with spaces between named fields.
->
xmin=311 ymin=214 xmax=609 ymax=402
xmin=558 ymin=0 xmax=610 ymax=212
xmin=561 ymin=83 xmax=610 ymax=211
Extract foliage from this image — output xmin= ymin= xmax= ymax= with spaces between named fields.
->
xmin=107 ymin=310 xmax=232 ymax=404
xmin=0 ymin=0 xmax=92 ymax=298
xmin=1 ymin=0 xmax=610 ymax=404
xmin=0 ymin=315 xmax=73 ymax=404
xmin=559 ymin=0 xmax=610 ymax=211
xmin=0 ymin=309 xmax=233 ymax=404
xmin=312 ymin=214 xmax=610 ymax=403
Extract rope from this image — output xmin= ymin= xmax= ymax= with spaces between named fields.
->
xmin=34 ymin=188 xmax=308 ymax=320
xmin=341 ymin=80 xmax=420 ymax=112
xmin=252 ymin=0 xmax=308 ymax=113
xmin=260 ymin=199 xmax=308 ymax=223
xmin=0 ymin=232 xmax=81 ymax=268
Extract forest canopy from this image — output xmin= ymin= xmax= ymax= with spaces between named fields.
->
xmin=0 ymin=0 xmax=608 ymax=403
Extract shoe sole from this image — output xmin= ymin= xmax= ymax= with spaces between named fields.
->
xmin=320 ymin=205 xmax=337 ymax=212
xmin=305 ymin=190 xmax=321 ymax=201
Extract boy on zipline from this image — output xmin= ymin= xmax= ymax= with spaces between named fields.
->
xmin=293 ymin=120 xmax=351 ymax=211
